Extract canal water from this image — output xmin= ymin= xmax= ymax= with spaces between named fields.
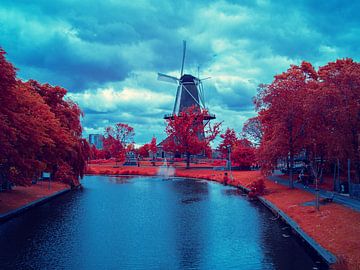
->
xmin=0 ymin=175 xmax=326 ymax=269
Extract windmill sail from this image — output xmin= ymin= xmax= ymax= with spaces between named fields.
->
xmin=157 ymin=41 xmax=215 ymax=121
xmin=157 ymin=73 xmax=179 ymax=84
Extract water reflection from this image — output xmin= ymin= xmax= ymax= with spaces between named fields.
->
xmin=108 ymin=175 xmax=136 ymax=184
xmin=222 ymin=188 xmax=245 ymax=197
xmin=170 ymin=179 xmax=209 ymax=269
xmin=0 ymin=176 xmax=326 ymax=270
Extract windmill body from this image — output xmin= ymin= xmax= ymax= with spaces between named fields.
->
xmin=177 ymin=74 xmax=200 ymax=113
xmin=158 ymin=41 xmax=215 ymax=121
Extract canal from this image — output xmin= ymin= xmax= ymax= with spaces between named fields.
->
xmin=0 ymin=175 xmax=326 ymax=269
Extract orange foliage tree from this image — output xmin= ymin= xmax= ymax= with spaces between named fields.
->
xmin=253 ymin=58 xmax=360 ymax=187
xmin=316 ymin=59 xmax=360 ymax=182
xmin=0 ymin=48 xmax=89 ymax=188
xmin=254 ymin=62 xmax=317 ymax=188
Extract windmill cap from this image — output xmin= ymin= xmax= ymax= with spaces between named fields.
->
xmin=180 ymin=74 xmax=197 ymax=82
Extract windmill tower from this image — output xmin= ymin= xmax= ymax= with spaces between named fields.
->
xmin=158 ymin=40 xmax=215 ymax=124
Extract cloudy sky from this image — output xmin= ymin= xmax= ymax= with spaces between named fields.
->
xmin=1 ymin=0 xmax=359 ymax=146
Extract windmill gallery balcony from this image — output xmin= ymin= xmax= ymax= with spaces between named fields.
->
xmin=163 ymin=112 xmax=216 ymax=120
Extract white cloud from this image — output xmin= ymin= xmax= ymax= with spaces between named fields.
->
xmin=69 ymin=86 xmax=173 ymax=113
xmin=2 ymin=0 xmax=360 ymax=145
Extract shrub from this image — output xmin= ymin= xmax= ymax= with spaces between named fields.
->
xmin=248 ymin=178 xmax=266 ymax=198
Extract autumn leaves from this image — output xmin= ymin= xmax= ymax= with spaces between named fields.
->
xmin=0 ymin=48 xmax=89 ymax=188
xmin=255 ymin=59 xmax=360 ymax=186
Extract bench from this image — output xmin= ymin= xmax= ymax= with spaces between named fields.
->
xmin=320 ymin=191 xmax=335 ymax=203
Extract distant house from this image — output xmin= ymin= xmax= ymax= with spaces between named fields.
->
xmin=155 ymin=137 xmax=174 ymax=159
xmin=89 ymin=134 xmax=104 ymax=149
xmin=156 ymin=137 xmax=214 ymax=160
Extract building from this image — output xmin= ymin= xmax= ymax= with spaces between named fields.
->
xmin=156 ymin=137 xmax=174 ymax=159
xmin=89 ymin=134 xmax=104 ymax=149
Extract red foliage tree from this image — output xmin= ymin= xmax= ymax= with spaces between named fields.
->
xmin=137 ymin=143 xmax=150 ymax=158
xmin=137 ymin=137 xmax=157 ymax=158
xmin=0 ymin=48 xmax=89 ymax=188
xmin=317 ymin=59 xmax=360 ymax=182
xmin=255 ymin=62 xmax=317 ymax=188
xmin=231 ymin=138 xmax=256 ymax=169
xmin=242 ymin=116 xmax=263 ymax=147
xmin=218 ymin=128 xmax=255 ymax=169
xmin=28 ymin=80 xmax=90 ymax=187
xmin=252 ymin=58 xmax=360 ymax=188
xmin=164 ymin=106 xmax=221 ymax=168
xmin=102 ymin=123 xmax=135 ymax=162
xmin=218 ymin=128 xmax=237 ymax=158
xmin=149 ymin=137 xmax=157 ymax=156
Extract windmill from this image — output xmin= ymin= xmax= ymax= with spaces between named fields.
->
xmin=158 ymin=40 xmax=216 ymax=124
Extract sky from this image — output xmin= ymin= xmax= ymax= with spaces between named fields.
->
xmin=1 ymin=0 xmax=359 ymax=146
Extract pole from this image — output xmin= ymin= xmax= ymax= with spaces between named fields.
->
xmin=227 ymin=145 xmax=231 ymax=171
xmin=348 ymin=159 xmax=351 ymax=196
xmin=333 ymin=162 xmax=337 ymax=192
xmin=315 ymin=166 xmax=320 ymax=211
xmin=315 ymin=184 xmax=320 ymax=211
xmin=337 ymin=159 xmax=340 ymax=192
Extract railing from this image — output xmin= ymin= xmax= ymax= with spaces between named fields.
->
xmin=163 ymin=113 xmax=216 ymax=119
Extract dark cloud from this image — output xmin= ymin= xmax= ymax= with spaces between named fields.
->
xmin=1 ymin=0 xmax=359 ymax=144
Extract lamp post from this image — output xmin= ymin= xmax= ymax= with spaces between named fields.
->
xmin=315 ymin=177 xmax=320 ymax=211
xmin=227 ymin=145 xmax=231 ymax=171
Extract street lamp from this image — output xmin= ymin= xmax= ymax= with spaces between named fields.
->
xmin=227 ymin=145 xmax=231 ymax=171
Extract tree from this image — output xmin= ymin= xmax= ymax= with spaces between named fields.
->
xmin=255 ymin=62 xmax=317 ymax=188
xmin=242 ymin=116 xmax=263 ymax=147
xmin=27 ymin=80 xmax=90 ymax=187
xmin=137 ymin=137 xmax=157 ymax=158
xmin=317 ymin=59 xmax=360 ymax=182
xmin=231 ymin=138 xmax=256 ymax=169
xmin=0 ymin=48 xmax=89 ymax=188
xmin=138 ymin=143 xmax=150 ymax=158
xmin=102 ymin=123 xmax=135 ymax=162
xmin=164 ymin=106 xmax=221 ymax=168
xmin=218 ymin=128 xmax=237 ymax=158
xmin=218 ymin=128 xmax=256 ymax=169
xmin=149 ymin=137 xmax=157 ymax=157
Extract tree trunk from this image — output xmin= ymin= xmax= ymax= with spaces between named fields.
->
xmin=286 ymin=157 xmax=289 ymax=174
xmin=352 ymin=132 xmax=360 ymax=183
xmin=186 ymin=152 xmax=190 ymax=169
xmin=289 ymin=132 xmax=294 ymax=189
xmin=319 ymin=155 xmax=324 ymax=184
xmin=289 ymin=152 xmax=294 ymax=188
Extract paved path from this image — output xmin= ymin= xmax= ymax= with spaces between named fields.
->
xmin=268 ymin=174 xmax=360 ymax=212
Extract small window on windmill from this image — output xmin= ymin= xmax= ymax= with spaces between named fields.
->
xmin=42 ymin=172 xmax=51 ymax=180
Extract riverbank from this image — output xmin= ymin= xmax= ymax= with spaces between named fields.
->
xmin=87 ymin=163 xmax=360 ymax=269
xmin=0 ymin=181 xmax=70 ymax=222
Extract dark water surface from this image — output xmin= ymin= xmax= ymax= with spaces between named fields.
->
xmin=0 ymin=175 xmax=327 ymax=269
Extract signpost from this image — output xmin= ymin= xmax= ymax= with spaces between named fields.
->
xmin=42 ymin=172 xmax=51 ymax=190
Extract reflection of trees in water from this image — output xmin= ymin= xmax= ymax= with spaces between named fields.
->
xmin=222 ymin=188 xmax=245 ymax=197
xmin=107 ymin=175 xmax=136 ymax=184
xmin=257 ymin=204 xmax=325 ymax=270
xmin=169 ymin=179 xmax=209 ymax=269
